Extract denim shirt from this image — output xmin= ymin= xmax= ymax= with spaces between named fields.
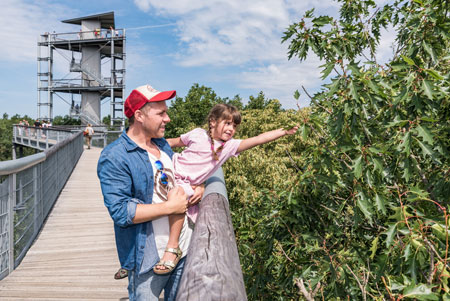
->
xmin=97 ymin=129 xmax=174 ymax=273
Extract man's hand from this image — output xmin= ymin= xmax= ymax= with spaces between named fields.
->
xmin=189 ymin=184 xmax=205 ymax=207
xmin=166 ymin=186 xmax=188 ymax=214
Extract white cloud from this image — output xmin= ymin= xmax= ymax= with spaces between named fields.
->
xmin=132 ymin=0 xmax=342 ymax=108
xmin=239 ymin=56 xmax=323 ymax=108
xmin=0 ymin=0 xmax=75 ymax=63
xmin=134 ymin=0 xmax=305 ymax=67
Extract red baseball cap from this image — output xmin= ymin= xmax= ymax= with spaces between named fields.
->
xmin=124 ymin=84 xmax=176 ymax=118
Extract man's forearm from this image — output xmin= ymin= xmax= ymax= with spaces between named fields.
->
xmin=133 ymin=186 xmax=188 ymax=224
xmin=132 ymin=202 xmax=172 ymax=224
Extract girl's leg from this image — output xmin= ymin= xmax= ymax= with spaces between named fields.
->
xmin=155 ymin=213 xmax=184 ymax=272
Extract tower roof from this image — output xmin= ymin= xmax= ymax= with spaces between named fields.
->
xmin=62 ymin=11 xmax=115 ymax=29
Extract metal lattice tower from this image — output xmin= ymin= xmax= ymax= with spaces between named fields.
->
xmin=37 ymin=11 xmax=126 ymax=127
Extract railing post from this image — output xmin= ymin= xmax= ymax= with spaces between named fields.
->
xmin=12 ymin=144 xmax=16 ymax=160
xmin=7 ymin=173 xmax=16 ymax=274
xmin=176 ymin=168 xmax=247 ymax=300
xmin=33 ymin=165 xmax=40 ymax=239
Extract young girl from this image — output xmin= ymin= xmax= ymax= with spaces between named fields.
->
xmin=153 ymin=103 xmax=298 ymax=274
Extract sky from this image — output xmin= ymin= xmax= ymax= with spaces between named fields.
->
xmin=0 ymin=0 xmax=395 ymax=119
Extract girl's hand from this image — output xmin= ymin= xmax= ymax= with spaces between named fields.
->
xmin=285 ymin=125 xmax=299 ymax=135
xmin=189 ymin=184 xmax=205 ymax=207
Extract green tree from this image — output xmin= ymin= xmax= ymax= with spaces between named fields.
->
xmin=224 ymin=94 xmax=245 ymax=110
xmin=0 ymin=114 xmax=35 ymax=161
xmin=52 ymin=115 xmax=81 ymax=125
xmin=102 ymin=114 xmax=111 ymax=125
xmin=165 ymin=83 xmax=225 ymax=138
xmin=225 ymin=0 xmax=449 ymax=299
xmin=280 ymin=0 xmax=448 ymax=298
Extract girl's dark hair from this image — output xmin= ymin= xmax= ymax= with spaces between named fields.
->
xmin=207 ymin=103 xmax=241 ymax=126
xmin=206 ymin=104 xmax=241 ymax=161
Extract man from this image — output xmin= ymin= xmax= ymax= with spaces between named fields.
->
xmin=84 ymin=123 xmax=94 ymax=149
xmin=34 ymin=119 xmax=41 ymax=137
xmin=97 ymin=84 xmax=198 ymax=300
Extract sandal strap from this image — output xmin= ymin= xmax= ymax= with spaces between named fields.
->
xmin=165 ymin=247 xmax=182 ymax=257
xmin=156 ymin=260 xmax=176 ymax=269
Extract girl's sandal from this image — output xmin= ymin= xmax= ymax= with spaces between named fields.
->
xmin=153 ymin=247 xmax=182 ymax=275
xmin=114 ymin=268 xmax=128 ymax=280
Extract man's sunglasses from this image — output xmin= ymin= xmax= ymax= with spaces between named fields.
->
xmin=155 ymin=160 xmax=168 ymax=185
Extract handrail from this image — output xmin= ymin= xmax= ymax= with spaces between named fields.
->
xmin=176 ymin=168 xmax=247 ymax=300
xmin=0 ymin=131 xmax=84 ymax=280
xmin=0 ymin=153 xmax=46 ymax=176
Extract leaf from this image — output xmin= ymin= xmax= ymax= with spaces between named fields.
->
xmin=403 ymin=158 xmax=411 ymax=182
xmin=385 ymin=224 xmax=397 ymax=248
xmin=407 ymin=185 xmax=429 ymax=202
xmin=420 ymin=116 xmax=438 ymax=122
xmin=403 ymin=284 xmax=438 ymax=300
xmin=366 ymin=79 xmax=380 ymax=95
xmin=300 ymin=124 xmax=308 ymax=141
xmin=348 ymin=63 xmax=361 ymax=76
xmin=425 ymin=69 xmax=444 ymax=80
xmin=305 ymin=8 xmax=315 ymax=18
xmin=390 ymin=62 xmax=410 ymax=71
xmin=288 ymin=188 xmax=297 ymax=205
xmin=415 ymin=138 xmax=436 ymax=158
xmin=401 ymin=55 xmax=415 ymax=65
xmin=353 ymin=155 xmax=363 ymax=179
xmin=320 ymin=62 xmax=335 ymax=80
xmin=394 ymin=87 xmax=408 ymax=105
xmin=312 ymin=16 xmax=332 ymax=26
xmin=416 ymin=125 xmax=434 ymax=145
xmin=357 ymin=192 xmax=372 ymax=221
xmin=422 ymin=41 xmax=436 ymax=62
xmin=399 ymin=131 xmax=411 ymax=156
xmin=375 ymin=193 xmax=387 ymax=214
xmin=370 ymin=236 xmax=379 ymax=259
xmin=387 ymin=119 xmax=408 ymax=128
xmin=372 ymin=157 xmax=383 ymax=173
xmin=365 ymin=170 xmax=374 ymax=188
xmin=350 ymin=80 xmax=359 ymax=101
xmin=403 ymin=244 xmax=411 ymax=260
xmin=294 ymin=90 xmax=300 ymax=100
xmin=327 ymin=78 xmax=341 ymax=95
xmin=422 ymin=80 xmax=434 ymax=99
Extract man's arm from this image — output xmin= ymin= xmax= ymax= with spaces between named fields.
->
xmin=133 ymin=186 xmax=188 ymax=223
xmin=237 ymin=126 xmax=299 ymax=153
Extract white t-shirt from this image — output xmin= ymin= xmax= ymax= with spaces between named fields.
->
xmin=148 ymin=150 xmax=193 ymax=260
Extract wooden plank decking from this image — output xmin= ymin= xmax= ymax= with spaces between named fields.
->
xmin=0 ymin=147 xmax=128 ymax=300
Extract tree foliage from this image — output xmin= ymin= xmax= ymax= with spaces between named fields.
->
xmin=0 ymin=114 xmax=35 ymax=161
xmin=52 ymin=115 xmax=81 ymax=125
xmin=165 ymin=83 xmax=276 ymax=138
xmin=225 ymin=0 xmax=449 ymax=299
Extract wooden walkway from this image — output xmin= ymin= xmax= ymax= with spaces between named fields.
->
xmin=0 ymin=147 xmax=128 ymax=300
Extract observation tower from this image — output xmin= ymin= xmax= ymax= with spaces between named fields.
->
xmin=37 ymin=11 xmax=126 ymax=126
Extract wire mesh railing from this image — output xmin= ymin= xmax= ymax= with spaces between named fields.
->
xmin=0 ymin=131 xmax=83 ymax=280
xmin=13 ymin=125 xmax=74 ymax=151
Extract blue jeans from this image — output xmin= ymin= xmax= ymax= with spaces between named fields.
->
xmin=128 ymin=257 xmax=186 ymax=301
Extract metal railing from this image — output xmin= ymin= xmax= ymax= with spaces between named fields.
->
xmin=13 ymin=125 xmax=74 ymax=151
xmin=54 ymin=125 xmax=123 ymax=148
xmin=0 ymin=131 xmax=83 ymax=280
xmin=13 ymin=124 xmax=123 ymax=150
